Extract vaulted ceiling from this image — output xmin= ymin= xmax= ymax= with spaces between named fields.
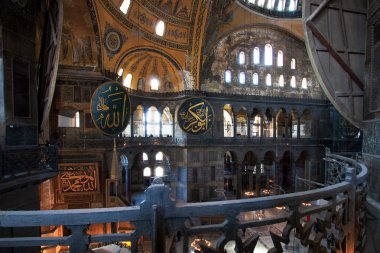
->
xmin=58 ymin=0 xmax=303 ymax=91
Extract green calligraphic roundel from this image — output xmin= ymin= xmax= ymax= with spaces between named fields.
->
xmin=177 ymin=97 xmax=214 ymax=135
xmin=90 ymin=81 xmax=131 ymax=136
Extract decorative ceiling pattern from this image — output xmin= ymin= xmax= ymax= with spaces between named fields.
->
xmin=111 ymin=0 xmax=196 ymax=22
xmin=117 ymin=49 xmax=185 ymax=92
xmin=101 ymin=0 xmax=193 ymax=50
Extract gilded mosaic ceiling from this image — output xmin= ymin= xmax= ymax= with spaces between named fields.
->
xmin=110 ymin=0 xmax=196 ymax=21
xmin=116 ymin=49 xmax=185 ymax=92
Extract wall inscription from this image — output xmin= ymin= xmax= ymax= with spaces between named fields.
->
xmin=59 ymin=163 xmax=98 ymax=193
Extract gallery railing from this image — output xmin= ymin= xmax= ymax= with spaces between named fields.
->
xmin=125 ymin=88 xmax=328 ymax=104
xmin=56 ymin=135 xmax=319 ymax=149
xmin=0 ymin=145 xmax=58 ymax=191
xmin=0 ymin=153 xmax=367 ymax=253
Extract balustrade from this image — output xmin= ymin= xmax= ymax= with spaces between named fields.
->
xmin=0 ymin=153 xmax=367 ymax=253
xmin=0 ymin=145 xmax=58 ymax=188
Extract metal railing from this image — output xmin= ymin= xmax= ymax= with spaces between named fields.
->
xmin=0 ymin=153 xmax=367 ymax=253
xmin=55 ymin=135 xmax=319 ymax=149
xmin=0 ymin=145 xmax=58 ymax=190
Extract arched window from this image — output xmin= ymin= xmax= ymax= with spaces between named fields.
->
xmin=146 ymin=106 xmax=160 ymax=137
xmin=251 ymin=115 xmax=261 ymax=137
xmin=155 ymin=166 xmax=164 ymax=177
xmin=123 ymin=73 xmax=132 ymax=88
xmin=119 ymin=0 xmax=131 ymax=14
xmin=289 ymin=111 xmax=298 ymax=138
xmin=239 ymin=72 xmax=245 ymax=84
xmin=155 ymin=20 xmax=165 ymax=36
xmin=253 ymin=73 xmax=259 ymax=85
xmin=156 ymin=152 xmax=163 ymax=161
xmin=291 ymin=58 xmax=296 ymax=69
xmin=58 ymin=111 xmax=80 ymax=127
xmin=123 ymin=123 xmax=131 ymax=137
xmin=225 ymin=70 xmax=232 ymax=83
xmin=162 ymin=107 xmax=173 ymax=137
xmin=277 ymin=0 xmax=285 ymax=11
xmin=276 ymin=108 xmax=286 ymax=137
xmin=143 ymin=167 xmax=151 ymax=177
xmin=236 ymin=115 xmax=247 ymax=136
xmin=263 ymin=109 xmax=273 ymax=137
xmin=150 ymin=77 xmax=160 ymax=91
xmin=289 ymin=0 xmax=298 ymax=11
xmin=290 ymin=76 xmax=296 ymax=88
xmin=277 ymin=50 xmax=283 ymax=67
xmin=301 ymin=78 xmax=307 ymax=89
xmin=266 ymin=74 xmax=272 ymax=86
xmin=300 ymin=109 xmax=311 ymax=138
xmin=224 ymin=105 xmax=234 ymax=137
xmin=74 ymin=111 xmax=80 ymax=127
xmin=278 ymin=75 xmax=284 ymax=87
xmin=267 ymin=0 xmax=275 ymax=9
xmin=264 ymin=44 xmax=273 ymax=66
xmin=257 ymin=0 xmax=265 ymax=7
xmin=143 ymin=152 xmax=148 ymax=161
xmin=239 ymin=51 xmax=245 ymax=65
xmin=117 ymin=68 xmax=123 ymax=77
xmin=133 ymin=105 xmax=145 ymax=137
xmin=253 ymin=47 xmax=260 ymax=64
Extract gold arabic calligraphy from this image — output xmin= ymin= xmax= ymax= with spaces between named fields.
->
xmin=180 ymin=102 xmax=211 ymax=133
xmin=60 ymin=166 xmax=97 ymax=192
xmin=95 ymin=85 xmax=127 ymax=130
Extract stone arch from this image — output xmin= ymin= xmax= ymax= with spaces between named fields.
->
xmin=130 ymin=152 xmax=150 ymax=202
xmin=133 ymin=105 xmax=145 ymax=137
xmin=279 ymin=150 xmax=293 ymax=192
xmin=288 ymin=109 xmax=298 ymax=138
xmin=276 ymin=107 xmax=287 ymax=138
xmin=224 ymin=150 xmax=238 ymax=193
xmin=236 ymin=107 xmax=248 ymax=137
xmin=224 ymin=104 xmax=234 ymax=137
xmin=295 ymin=150 xmax=312 ymax=191
xmin=242 ymin=151 xmax=259 ymax=193
xmin=300 ymin=109 xmax=312 ymax=138
xmin=120 ymin=154 xmax=129 ymax=198
xmin=263 ymin=107 xmax=274 ymax=137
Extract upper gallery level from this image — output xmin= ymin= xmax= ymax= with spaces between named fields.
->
xmin=236 ymin=0 xmax=302 ymax=18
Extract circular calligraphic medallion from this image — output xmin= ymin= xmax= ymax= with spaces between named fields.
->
xmin=177 ymin=97 xmax=214 ymax=135
xmin=90 ymin=81 xmax=131 ymax=136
